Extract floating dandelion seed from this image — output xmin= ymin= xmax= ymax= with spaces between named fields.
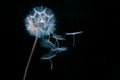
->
xmin=41 ymin=47 xmax=67 ymax=60
xmin=40 ymin=39 xmax=56 ymax=48
xmin=52 ymin=34 xmax=65 ymax=40
xmin=65 ymin=31 xmax=83 ymax=47
xmin=51 ymin=47 xmax=67 ymax=53
xmin=52 ymin=34 xmax=65 ymax=47
xmin=40 ymin=46 xmax=67 ymax=70
xmin=40 ymin=49 xmax=57 ymax=70
xmin=23 ymin=6 xmax=56 ymax=80
xmin=65 ymin=31 xmax=83 ymax=35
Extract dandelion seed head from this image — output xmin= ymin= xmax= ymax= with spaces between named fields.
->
xmin=25 ymin=6 xmax=56 ymax=38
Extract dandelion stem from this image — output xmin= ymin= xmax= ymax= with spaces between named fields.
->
xmin=23 ymin=37 xmax=38 ymax=80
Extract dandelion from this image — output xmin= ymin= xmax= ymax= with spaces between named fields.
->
xmin=25 ymin=6 xmax=56 ymax=38
xmin=23 ymin=6 xmax=56 ymax=80
xmin=23 ymin=6 xmax=82 ymax=80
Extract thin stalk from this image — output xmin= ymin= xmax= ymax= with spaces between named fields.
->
xmin=23 ymin=37 xmax=38 ymax=80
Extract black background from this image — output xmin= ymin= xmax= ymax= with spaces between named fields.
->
xmin=5 ymin=0 xmax=119 ymax=80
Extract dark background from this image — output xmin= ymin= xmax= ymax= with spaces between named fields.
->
xmin=8 ymin=0 xmax=119 ymax=80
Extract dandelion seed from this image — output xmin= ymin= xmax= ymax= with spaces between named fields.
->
xmin=40 ymin=39 xmax=55 ymax=48
xmin=65 ymin=31 xmax=83 ymax=35
xmin=52 ymin=34 xmax=65 ymax=40
xmin=51 ymin=47 xmax=67 ymax=53
xmin=40 ymin=50 xmax=57 ymax=70
xmin=51 ymin=34 xmax=65 ymax=48
xmin=41 ymin=51 xmax=57 ymax=60
xmin=40 ymin=47 xmax=67 ymax=70
xmin=65 ymin=31 xmax=83 ymax=47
